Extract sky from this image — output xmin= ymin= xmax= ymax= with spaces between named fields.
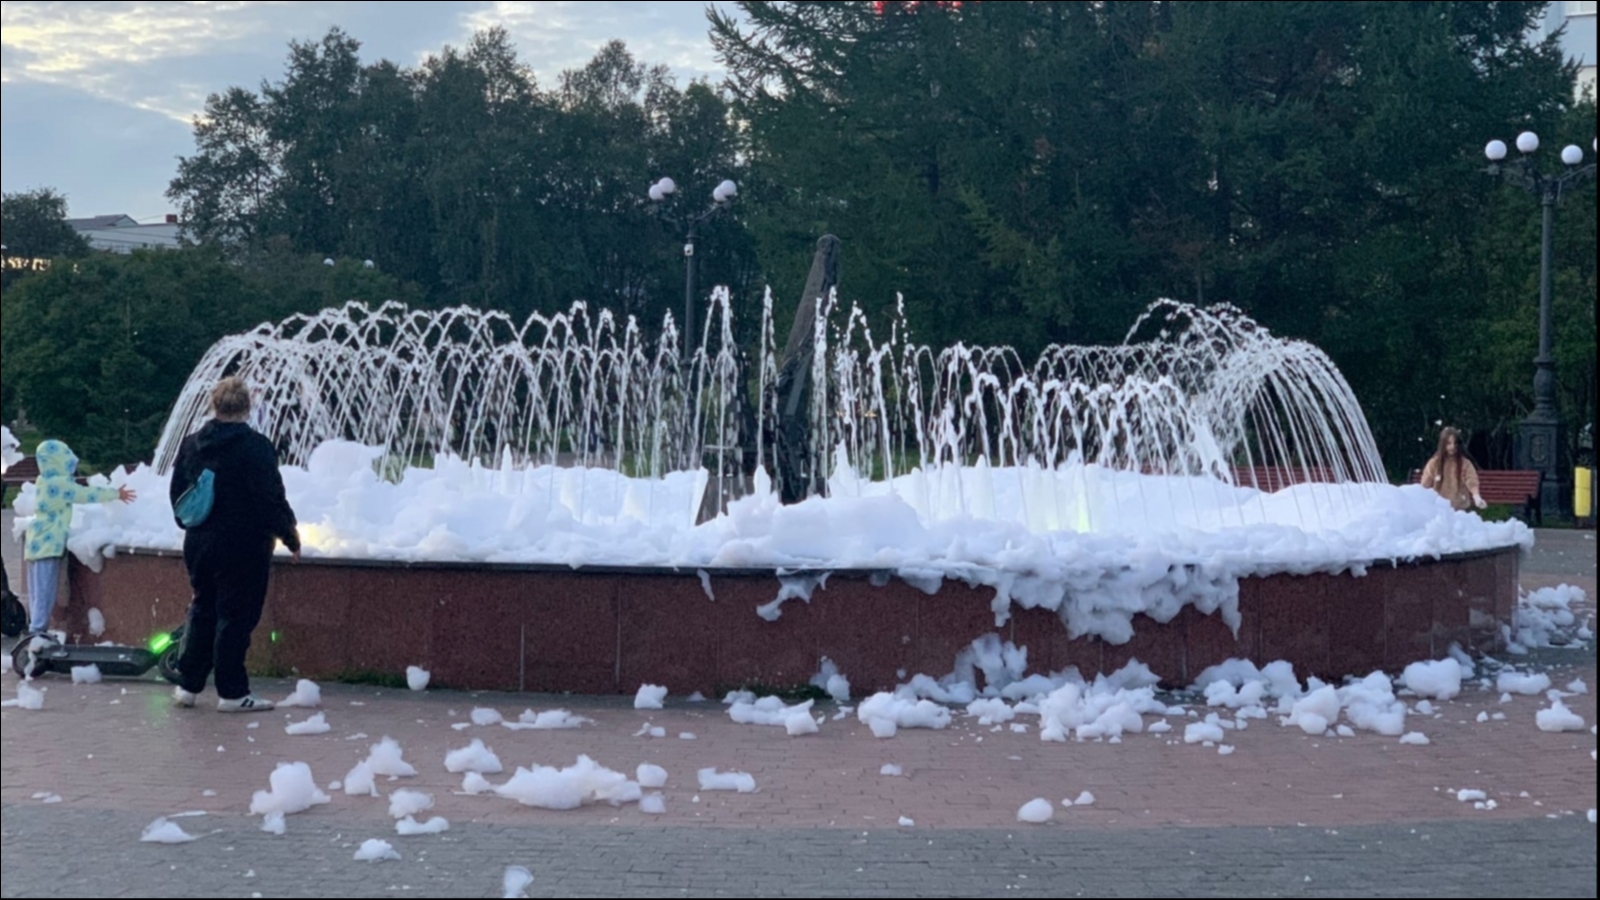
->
xmin=0 ymin=1 xmax=737 ymax=221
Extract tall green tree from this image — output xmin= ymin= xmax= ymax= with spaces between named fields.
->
xmin=710 ymin=0 xmax=1579 ymax=471
xmin=167 ymin=88 xmax=280 ymax=249
xmin=167 ymin=28 xmax=758 ymax=331
xmin=1 ymin=188 xmax=90 ymax=267
xmin=0 ymin=248 xmax=420 ymax=467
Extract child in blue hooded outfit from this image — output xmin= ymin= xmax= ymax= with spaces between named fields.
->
xmin=22 ymin=439 xmax=136 ymax=636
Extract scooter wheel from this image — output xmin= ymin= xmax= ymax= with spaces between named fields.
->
xmin=156 ymin=626 xmax=186 ymax=685
xmin=13 ymin=635 xmax=54 ymax=679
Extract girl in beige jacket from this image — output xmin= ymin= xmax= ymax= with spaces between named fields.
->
xmin=1421 ymin=427 xmax=1486 ymax=512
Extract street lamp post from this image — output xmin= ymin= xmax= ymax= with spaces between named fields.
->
xmin=1483 ymin=132 xmax=1596 ymax=521
xmin=647 ymin=177 xmax=738 ymax=355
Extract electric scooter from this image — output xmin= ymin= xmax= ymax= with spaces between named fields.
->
xmin=11 ymin=625 xmax=186 ymax=683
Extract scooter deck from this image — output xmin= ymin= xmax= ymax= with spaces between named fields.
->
xmin=27 ymin=645 xmax=158 ymax=678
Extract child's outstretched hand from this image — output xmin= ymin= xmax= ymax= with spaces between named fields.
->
xmin=117 ymin=486 xmax=137 ymax=504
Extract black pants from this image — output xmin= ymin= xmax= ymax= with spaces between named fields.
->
xmin=177 ymin=530 xmax=273 ymax=700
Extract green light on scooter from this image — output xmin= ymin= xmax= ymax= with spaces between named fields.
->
xmin=148 ymin=631 xmax=174 ymax=654
xmin=270 ymin=630 xmax=280 ymax=643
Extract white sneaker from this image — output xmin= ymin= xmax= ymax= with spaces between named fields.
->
xmin=217 ymin=694 xmax=274 ymax=713
xmin=173 ymin=686 xmax=198 ymax=708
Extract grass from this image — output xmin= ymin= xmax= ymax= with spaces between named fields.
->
xmin=714 ymin=680 xmax=833 ymax=703
xmin=1478 ymin=503 xmax=1515 ymax=523
xmin=328 ymin=669 xmax=411 ymax=689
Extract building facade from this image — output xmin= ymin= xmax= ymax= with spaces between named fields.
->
xmin=64 ymin=214 xmax=182 ymax=254
xmin=1537 ymin=0 xmax=1597 ymax=100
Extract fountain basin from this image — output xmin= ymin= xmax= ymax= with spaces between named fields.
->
xmin=60 ymin=544 xmax=1519 ymax=694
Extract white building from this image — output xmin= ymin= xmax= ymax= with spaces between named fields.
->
xmin=1536 ymin=0 xmax=1597 ymax=100
xmin=65 ymin=214 xmax=183 ymax=254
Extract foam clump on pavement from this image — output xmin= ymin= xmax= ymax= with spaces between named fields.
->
xmin=249 ymin=762 xmax=331 ymax=816
xmin=354 ymin=839 xmax=399 ymax=862
xmin=445 ymin=738 xmax=503 ymax=774
xmin=139 ymin=817 xmax=197 ymax=844
xmin=634 ymin=684 xmax=668 ymax=709
xmin=278 ymin=679 xmax=321 ymax=708
xmin=697 ymin=768 xmax=756 ymax=793
xmin=494 ymin=755 xmax=640 ymax=810
xmin=1017 ymin=798 xmax=1053 ymax=823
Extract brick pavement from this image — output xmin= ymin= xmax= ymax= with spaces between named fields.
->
xmin=2 ymin=516 xmax=1596 ymax=897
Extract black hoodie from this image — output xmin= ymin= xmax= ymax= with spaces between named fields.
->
xmin=169 ymin=421 xmax=300 ymax=553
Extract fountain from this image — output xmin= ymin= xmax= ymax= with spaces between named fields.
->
xmin=151 ymin=293 xmax=1384 ymax=530
xmin=52 ymin=270 xmax=1526 ymax=695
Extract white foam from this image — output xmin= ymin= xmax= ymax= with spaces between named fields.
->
xmin=395 ymin=815 xmax=450 ymax=835
xmin=354 ymin=839 xmax=400 ymax=862
xmin=277 ymin=679 xmax=321 ymax=708
xmin=857 ymin=692 xmax=951 ymax=738
xmin=1497 ymin=671 xmax=1552 ymax=696
xmin=285 ymin=712 xmax=331 ymax=735
xmin=1535 ymin=699 xmax=1586 ymax=733
xmin=1400 ymin=659 xmax=1463 ymax=701
xmin=697 ymin=768 xmax=756 ymax=793
xmin=1017 ymin=799 xmax=1053 ymax=823
xmin=249 ymin=762 xmax=332 ymax=816
xmin=63 ymin=444 xmax=1530 ymax=648
xmin=140 ymin=817 xmax=198 ymax=843
xmin=365 ymin=736 xmax=418 ymax=778
xmin=444 ymin=739 xmax=503 ymax=774
xmin=494 ymin=756 xmax=639 ymax=809
xmin=344 ymin=761 xmax=379 ymax=797
xmin=388 ymin=789 xmax=433 ymax=819
xmin=503 ymin=866 xmax=535 ymax=898
xmin=502 ymin=709 xmax=593 ymax=730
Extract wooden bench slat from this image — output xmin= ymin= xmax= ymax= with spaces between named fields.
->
xmin=1405 ymin=468 xmax=1541 ymax=506
xmin=1 ymin=457 xmax=40 ymax=489
xmin=1228 ymin=466 xmax=1340 ymax=492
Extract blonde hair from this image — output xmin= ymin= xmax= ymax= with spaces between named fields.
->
xmin=210 ymin=377 xmax=252 ymax=421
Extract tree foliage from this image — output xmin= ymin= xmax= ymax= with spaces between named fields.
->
xmin=1 ymin=188 xmax=90 ymax=278
xmin=6 ymin=6 xmax=1594 ymax=476
xmin=710 ymin=0 xmax=1589 ymax=471
xmin=0 ymin=248 xmax=418 ymax=466
xmin=168 ymin=28 xmax=756 ymax=327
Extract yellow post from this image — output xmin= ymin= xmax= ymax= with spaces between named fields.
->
xmin=1575 ymin=467 xmax=1593 ymax=519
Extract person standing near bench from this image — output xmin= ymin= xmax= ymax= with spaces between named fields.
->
xmin=169 ymin=377 xmax=300 ymax=713
xmin=1421 ymin=426 xmax=1486 ymax=512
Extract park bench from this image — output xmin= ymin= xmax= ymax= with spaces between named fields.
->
xmin=1406 ymin=467 xmax=1542 ymax=524
xmin=1 ymin=456 xmax=93 ymax=493
xmin=1229 ymin=465 xmax=1338 ymax=493
xmin=1 ymin=456 xmax=39 ymax=491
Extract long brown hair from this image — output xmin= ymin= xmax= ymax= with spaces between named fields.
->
xmin=1431 ymin=426 xmax=1466 ymax=484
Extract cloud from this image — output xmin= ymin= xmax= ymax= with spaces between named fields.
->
xmin=457 ymin=1 xmax=734 ymax=87
xmin=0 ymin=1 xmax=739 ymax=217
xmin=0 ymin=77 xmax=191 ymax=218
xmin=1 ymin=2 xmax=474 ymax=121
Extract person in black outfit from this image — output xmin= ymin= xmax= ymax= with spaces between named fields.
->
xmin=168 ymin=377 xmax=300 ymax=712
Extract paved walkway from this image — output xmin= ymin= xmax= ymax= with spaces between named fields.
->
xmin=2 ymin=517 xmax=1595 ymax=897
